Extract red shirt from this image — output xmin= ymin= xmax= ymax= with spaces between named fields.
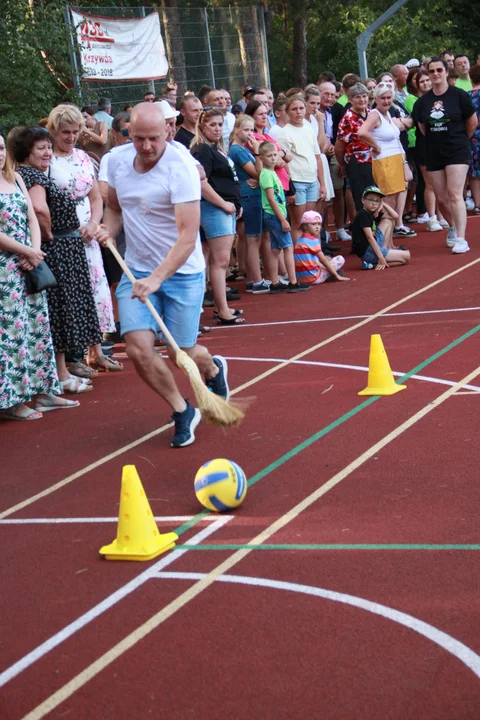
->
xmin=337 ymin=108 xmax=372 ymax=164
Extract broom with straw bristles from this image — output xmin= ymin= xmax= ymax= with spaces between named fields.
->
xmin=107 ymin=240 xmax=245 ymax=427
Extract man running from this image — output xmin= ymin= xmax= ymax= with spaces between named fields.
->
xmin=97 ymin=102 xmax=228 ymax=448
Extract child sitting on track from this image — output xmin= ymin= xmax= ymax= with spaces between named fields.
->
xmin=258 ymin=141 xmax=310 ymax=293
xmin=294 ymin=211 xmax=349 ymax=284
xmin=351 ymin=186 xmax=411 ymax=270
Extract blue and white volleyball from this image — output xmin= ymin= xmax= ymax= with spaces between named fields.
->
xmin=194 ymin=459 xmax=247 ymax=512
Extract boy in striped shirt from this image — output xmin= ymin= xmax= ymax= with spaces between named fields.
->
xmin=294 ymin=211 xmax=349 ymax=284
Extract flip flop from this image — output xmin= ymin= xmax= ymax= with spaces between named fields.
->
xmin=213 ymin=308 xmax=244 ymax=318
xmin=34 ymin=394 xmax=80 ymax=412
xmin=67 ymin=361 xmax=99 ymax=379
xmin=0 ymin=405 xmax=43 ymax=421
xmin=216 ymin=315 xmax=247 ymax=326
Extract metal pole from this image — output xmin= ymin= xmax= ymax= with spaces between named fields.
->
xmin=203 ymin=8 xmax=216 ymax=87
xmin=258 ymin=5 xmax=271 ymax=90
xmin=65 ymin=6 xmax=83 ymax=100
xmin=356 ymin=0 xmax=410 ymax=78
xmin=139 ymin=6 xmax=156 ymax=94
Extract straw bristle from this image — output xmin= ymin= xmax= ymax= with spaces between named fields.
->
xmin=176 ymin=351 xmax=245 ymax=427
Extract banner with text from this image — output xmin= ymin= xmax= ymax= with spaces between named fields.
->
xmin=71 ymin=10 xmax=168 ymax=82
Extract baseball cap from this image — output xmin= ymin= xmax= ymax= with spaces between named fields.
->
xmin=362 ymin=185 xmax=385 ymax=198
xmin=405 ymin=58 xmax=420 ymax=69
xmin=243 ymin=86 xmax=257 ymax=96
xmin=300 ymin=210 xmax=323 ymax=224
xmin=154 ymin=99 xmax=180 ymax=119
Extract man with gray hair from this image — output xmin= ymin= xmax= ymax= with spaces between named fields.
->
xmin=94 ymin=97 xmax=113 ymax=128
xmin=97 ymin=102 xmax=229 ymax=448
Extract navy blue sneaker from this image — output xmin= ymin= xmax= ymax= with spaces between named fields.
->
xmin=171 ymin=401 xmax=201 ymax=448
xmin=206 ymin=355 xmax=230 ymax=400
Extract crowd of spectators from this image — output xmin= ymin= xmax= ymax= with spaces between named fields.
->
xmin=0 ymin=52 xmax=478 ymax=424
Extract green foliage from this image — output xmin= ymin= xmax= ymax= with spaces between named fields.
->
xmin=267 ymin=0 xmax=478 ymax=90
xmin=0 ymin=0 xmax=75 ymax=132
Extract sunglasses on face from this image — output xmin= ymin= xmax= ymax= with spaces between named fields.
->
xmin=119 ymin=128 xmax=129 ymax=137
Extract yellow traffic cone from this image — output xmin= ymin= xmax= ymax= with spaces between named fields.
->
xmin=100 ymin=465 xmax=178 ymax=561
xmin=358 ymin=334 xmax=406 ymax=396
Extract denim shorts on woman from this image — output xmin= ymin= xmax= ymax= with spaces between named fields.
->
xmin=294 ymin=180 xmax=319 ymax=205
xmin=263 ymin=211 xmax=293 ymax=250
xmin=362 ymin=229 xmax=389 ymax=265
xmin=116 ymin=269 xmax=205 ymax=348
xmin=200 ymin=199 xmax=237 ymax=238
xmin=239 ymin=193 xmax=262 ymax=236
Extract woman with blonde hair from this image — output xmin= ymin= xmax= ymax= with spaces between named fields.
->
xmin=0 ymin=132 xmax=78 ymax=420
xmin=358 ymin=82 xmax=416 ymax=239
xmin=190 ymin=108 xmax=245 ymax=325
xmin=228 ymin=114 xmax=268 ymax=294
xmin=276 ymin=94 xmax=327 ymax=239
xmin=47 ymin=104 xmax=122 ymax=372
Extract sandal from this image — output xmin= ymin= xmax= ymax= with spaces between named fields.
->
xmin=69 ymin=373 xmax=92 ymax=386
xmin=34 ymin=394 xmax=80 ymax=412
xmin=60 ymin=377 xmax=93 ymax=394
xmin=0 ymin=404 xmax=43 ymax=421
xmin=67 ymin=361 xmax=99 ymax=379
xmin=216 ymin=315 xmax=246 ymax=326
xmin=474 ymin=206 xmax=480 ymax=215
xmin=87 ymin=355 xmax=124 ymax=372
xmin=213 ymin=309 xmax=244 ymax=318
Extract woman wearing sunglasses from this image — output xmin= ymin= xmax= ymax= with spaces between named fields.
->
xmin=358 ymin=81 xmax=416 ymax=240
xmin=412 ymin=57 xmax=477 ymax=254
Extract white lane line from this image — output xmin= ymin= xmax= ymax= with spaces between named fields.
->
xmin=156 ymin=572 xmax=480 ymax=679
xmin=0 ymin=515 xmax=232 ymax=688
xmin=223 ymin=357 xmax=480 ymax=393
xmin=211 ymin=305 xmax=480 ymax=330
xmin=0 ymin=516 xmax=233 ymax=525
xmin=20 ymin=364 xmax=480 ymax=719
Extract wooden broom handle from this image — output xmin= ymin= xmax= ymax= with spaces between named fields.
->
xmin=106 ymin=240 xmax=180 ymax=353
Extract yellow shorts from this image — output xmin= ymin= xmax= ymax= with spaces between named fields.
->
xmin=372 ymin=154 xmax=406 ymax=195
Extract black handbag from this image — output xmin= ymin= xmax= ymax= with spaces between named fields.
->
xmin=285 ymin=179 xmax=296 ymax=197
xmin=25 ymin=260 xmax=57 ymax=295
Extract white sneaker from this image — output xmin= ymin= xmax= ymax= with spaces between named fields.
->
xmin=466 ymin=198 xmax=475 ymax=211
xmin=452 ymin=238 xmax=470 ymax=254
xmin=417 ymin=212 xmax=429 ymax=223
xmin=427 ymin=217 xmax=443 ymax=232
xmin=336 ymin=227 xmax=351 ymax=241
xmin=439 ymin=218 xmax=449 ymax=229
xmin=446 ymin=227 xmax=457 ymax=248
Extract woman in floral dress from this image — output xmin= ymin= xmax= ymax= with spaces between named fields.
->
xmin=12 ymin=125 xmax=103 ymax=393
xmin=0 ymin=134 xmax=78 ymax=420
xmin=47 ymin=104 xmax=122 ymax=372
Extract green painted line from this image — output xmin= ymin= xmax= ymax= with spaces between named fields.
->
xmin=175 ymin=543 xmax=480 ymax=551
xmin=175 ymin=321 xmax=480 ymax=537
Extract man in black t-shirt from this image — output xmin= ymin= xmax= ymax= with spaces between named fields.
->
xmin=412 ymin=56 xmax=477 ymax=254
xmin=351 ymin=186 xmax=410 ymax=269
xmin=175 ymin=95 xmax=202 ymax=149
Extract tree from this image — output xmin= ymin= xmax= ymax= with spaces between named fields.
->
xmin=0 ymin=0 xmax=76 ymax=132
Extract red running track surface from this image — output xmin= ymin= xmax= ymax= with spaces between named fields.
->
xmin=2 ymin=219 xmax=480 ymax=719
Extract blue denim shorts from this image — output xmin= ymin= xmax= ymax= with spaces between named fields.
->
xmin=116 ymin=269 xmax=205 ymax=348
xmin=240 ymin=193 xmax=262 ymax=236
xmin=294 ymin=180 xmax=319 ymax=205
xmin=362 ymin=229 xmax=389 ymax=265
xmin=263 ymin=211 xmax=293 ymax=250
xmin=201 ymin=199 xmax=236 ymax=238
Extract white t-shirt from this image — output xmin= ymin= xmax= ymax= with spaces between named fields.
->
xmin=267 ymin=123 xmax=283 ymax=140
xmin=98 ymin=144 xmax=132 ymax=183
xmin=275 ymin=123 xmax=321 ymax=183
xmin=108 ymin=143 xmax=205 ymax=274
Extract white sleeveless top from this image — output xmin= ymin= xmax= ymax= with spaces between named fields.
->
xmin=370 ymin=110 xmax=402 ymax=160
